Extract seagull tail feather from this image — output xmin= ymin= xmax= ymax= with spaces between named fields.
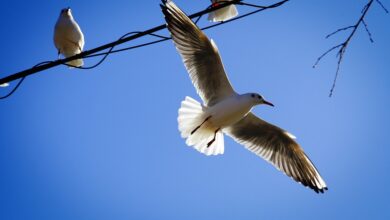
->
xmin=208 ymin=4 xmax=238 ymax=22
xmin=62 ymin=49 xmax=84 ymax=68
xmin=178 ymin=96 xmax=224 ymax=156
xmin=0 ymin=83 xmax=9 ymax=88
xmin=67 ymin=58 xmax=83 ymax=68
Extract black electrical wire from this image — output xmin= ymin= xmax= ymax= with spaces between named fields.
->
xmin=79 ymin=1 xmax=289 ymax=59
xmin=0 ymin=0 xmax=290 ymax=99
xmin=0 ymin=61 xmax=52 ymax=99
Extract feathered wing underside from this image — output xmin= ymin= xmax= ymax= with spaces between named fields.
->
xmin=225 ymin=113 xmax=328 ymax=193
xmin=162 ymin=1 xmax=236 ymax=106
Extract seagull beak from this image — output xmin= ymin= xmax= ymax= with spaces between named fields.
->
xmin=263 ymin=100 xmax=274 ymax=107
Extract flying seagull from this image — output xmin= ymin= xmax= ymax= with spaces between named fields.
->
xmin=208 ymin=0 xmax=238 ymax=22
xmin=161 ymin=0 xmax=328 ymax=193
xmin=54 ymin=8 xmax=85 ymax=67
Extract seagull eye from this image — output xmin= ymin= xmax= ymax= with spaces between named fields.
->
xmin=251 ymin=94 xmax=255 ymax=98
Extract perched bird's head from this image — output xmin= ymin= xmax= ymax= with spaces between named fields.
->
xmin=247 ymin=93 xmax=274 ymax=107
xmin=60 ymin=7 xmax=72 ymax=18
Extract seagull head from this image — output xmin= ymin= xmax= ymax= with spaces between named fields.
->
xmin=248 ymin=93 xmax=274 ymax=107
xmin=60 ymin=7 xmax=72 ymax=17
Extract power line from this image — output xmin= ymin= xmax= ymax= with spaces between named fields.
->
xmin=0 ymin=61 xmax=51 ymax=99
xmin=0 ymin=0 xmax=290 ymax=98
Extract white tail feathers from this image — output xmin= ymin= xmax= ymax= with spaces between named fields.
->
xmin=67 ymin=58 xmax=83 ymax=68
xmin=62 ymin=49 xmax=84 ymax=68
xmin=208 ymin=3 xmax=238 ymax=22
xmin=178 ymin=96 xmax=225 ymax=156
xmin=0 ymin=83 xmax=9 ymax=87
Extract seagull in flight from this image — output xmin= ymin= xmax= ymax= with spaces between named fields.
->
xmin=208 ymin=0 xmax=238 ymax=22
xmin=161 ymin=0 xmax=328 ymax=193
xmin=54 ymin=8 xmax=85 ymax=67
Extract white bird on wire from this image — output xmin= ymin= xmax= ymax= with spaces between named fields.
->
xmin=54 ymin=7 xmax=85 ymax=68
xmin=208 ymin=0 xmax=238 ymax=22
xmin=162 ymin=0 xmax=328 ymax=193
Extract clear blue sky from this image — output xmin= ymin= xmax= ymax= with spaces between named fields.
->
xmin=1 ymin=0 xmax=389 ymax=219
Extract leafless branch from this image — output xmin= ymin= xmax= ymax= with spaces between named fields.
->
xmin=375 ymin=0 xmax=389 ymax=13
xmin=313 ymin=0 xmax=382 ymax=97
xmin=325 ymin=26 xmax=354 ymax=39
xmin=361 ymin=19 xmax=374 ymax=42
xmin=313 ymin=44 xmax=343 ymax=68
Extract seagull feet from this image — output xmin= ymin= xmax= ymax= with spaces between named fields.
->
xmin=207 ymin=128 xmax=220 ymax=148
xmin=190 ymin=115 xmax=212 ymax=135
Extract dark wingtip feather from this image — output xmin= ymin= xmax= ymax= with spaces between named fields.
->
xmin=315 ymin=186 xmax=328 ymax=194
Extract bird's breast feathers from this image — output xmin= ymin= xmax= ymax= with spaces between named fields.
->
xmin=208 ymin=95 xmax=253 ymax=128
xmin=54 ymin=19 xmax=84 ymax=48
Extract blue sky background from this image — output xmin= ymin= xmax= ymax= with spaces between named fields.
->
xmin=0 ymin=0 xmax=389 ymax=219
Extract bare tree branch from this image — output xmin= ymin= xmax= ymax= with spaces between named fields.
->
xmin=325 ymin=26 xmax=354 ymax=39
xmin=313 ymin=0 xmax=387 ymax=97
xmin=375 ymin=0 xmax=389 ymax=13
xmin=361 ymin=19 xmax=374 ymax=42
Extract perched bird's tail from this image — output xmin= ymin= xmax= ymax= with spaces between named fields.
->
xmin=67 ymin=58 xmax=83 ymax=68
xmin=178 ymin=96 xmax=224 ymax=156
xmin=62 ymin=49 xmax=84 ymax=68
xmin=208 ymin=3 xmax=238 ymax=22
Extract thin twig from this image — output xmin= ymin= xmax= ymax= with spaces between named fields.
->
xmin=361 ymin=19 xmax=374 ymax=42
xmin=314 ymin=0 xmax=378 ymax=97
xmin=375 ymin=0 xmax=389 ymax=13
xmin=313 ymin=44 xmax=343 ymax=68
xmin=325 ymin=26 xmax=354 ymax=39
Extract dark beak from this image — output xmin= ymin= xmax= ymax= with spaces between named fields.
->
xmin=263 ymin=100 xmax=274 ymax=107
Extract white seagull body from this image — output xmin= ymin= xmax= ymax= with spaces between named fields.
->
xmin=208 ymin=0 xmax=238 ymax=22
xmin=0 ymin=83 xmax=9 ymax=87
xmin=162 ymin=0 xmax=328 ymax=193
xmin=54 ymin=8 xmax=85 ymax=67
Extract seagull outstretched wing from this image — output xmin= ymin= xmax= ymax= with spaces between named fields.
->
xmin=225 ymin=113 xmax=328 ymax=193
xmin=162 ymin=1 xmax=236 ymax=106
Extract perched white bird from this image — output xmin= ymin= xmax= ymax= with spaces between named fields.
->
xmin=0 ymin=83 xmax=9 ymax=87
xmin=54 ymin=8 xmax=85 ymax=67
xmin=208 ymin=0 xmax=238 ymax=22
xmin=162 ymin=1 xmax=327 ymax=193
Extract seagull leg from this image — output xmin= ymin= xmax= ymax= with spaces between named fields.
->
xmin=57 ymin=50 xmax=61 ymax=59
xmin=207 ymin=128 xmax=220 ymax=148
xmin=191 ymin=115 xmax=212 ymax=135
